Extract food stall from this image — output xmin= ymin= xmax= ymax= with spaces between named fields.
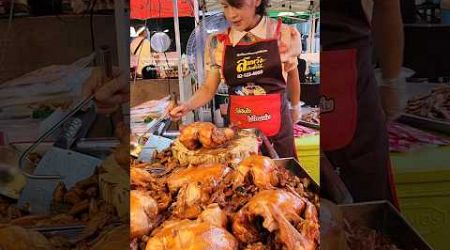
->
xmin=0 ymin=2 xmax=130 ymax=248
xmin=130 ymin=0 xmax=321 ymax=177
xmin=129 ymin=0 xmax=321 ymax=249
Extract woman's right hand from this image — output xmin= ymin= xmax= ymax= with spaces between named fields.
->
xmin=169 ymin=103 xmax=191 ymax=121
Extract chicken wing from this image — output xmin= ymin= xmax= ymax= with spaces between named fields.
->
xmin=178 ymin=123 xmax=202 ymax=150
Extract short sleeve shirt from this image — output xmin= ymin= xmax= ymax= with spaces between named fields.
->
xmin=130 ymin=37 xmax=154 ymax=74
xmin=204 ymin=16 xmax=301 ymax=82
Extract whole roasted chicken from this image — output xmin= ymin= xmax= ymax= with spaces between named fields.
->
xmin=167 ymin=164 xmax=230 ymax=219
xmin=179 ymin=122 xmax=235 ymax=150
xmin=146 ymin=204 xmax=238 ymax=250
xmin=232 ymin=189 xmax=319 ymax=250
xmin=130 ymin=190 xmax=159 ymax=239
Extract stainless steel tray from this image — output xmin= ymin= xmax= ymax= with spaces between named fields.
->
xmin=297 ymin=120 xmax=320 ymax=129
xmin=273 ymin=158 xmax=319 ymax=189
xmin=298 ymin=107 xmax=320 ymax=129
xmin=30 ymin=224 xmax=86 ymax=241
xmin=400 ymin=82 xmax=450 ymax=134
xmin=399 ymin=114 xmax=450 ymax=134
xmin=339 ymin=201 xmax=432 ymax=250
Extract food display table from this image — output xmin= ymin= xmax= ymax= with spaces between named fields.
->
xmin=295 ymin=134 xmax=320 ymax=184
xmin=391 ymin=146 xmax=450 ymax=249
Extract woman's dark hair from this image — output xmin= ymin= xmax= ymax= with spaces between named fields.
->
xmin=226 ymin=0 xmax=269 ymax=15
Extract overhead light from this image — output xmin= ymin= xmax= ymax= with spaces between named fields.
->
xmin=163 ymin=29 xmax=169 ymax=33
xmin=278 ymin=12 xmax=295 ymax=17
xmin=207 ymin=28 xmax=219 ymax=33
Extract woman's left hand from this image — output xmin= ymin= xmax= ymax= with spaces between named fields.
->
xmin=279 ymin=27 xmax=301 ymax=62
xmin=379 ymin=84 xmax=404 ymax=122
xmin=379 ymin=77 xmax=406 ymax=122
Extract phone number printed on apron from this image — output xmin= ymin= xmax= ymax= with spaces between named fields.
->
xmin=237 ymin=70 xmax=264 ymax=79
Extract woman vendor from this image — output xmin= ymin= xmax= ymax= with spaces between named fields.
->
xmin=320 ymin=0 xmax=404 ymax=206
xmin=170 ymin=0 xmax=302 ymax=158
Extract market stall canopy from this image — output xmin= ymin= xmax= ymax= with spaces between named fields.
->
xmin=202 ymin=0 xmax=318 ymax=12
xmin=130 ymin=0 xmax=318 ymax=19
xmin=267 ymin=10 xmax=320 ymax=24
xmin=130 ymin=0 xmax=194 ymax=19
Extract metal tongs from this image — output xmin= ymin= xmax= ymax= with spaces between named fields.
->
xmin=131 ymin=93 xmax=177 ymax=158
xmin=17 ymin=46 xmax=113 ymax=179
xmin=256 ymin=128 xmax=280 ymax=159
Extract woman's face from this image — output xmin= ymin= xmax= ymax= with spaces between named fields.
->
xmin=221 ymin=0 xmax=262 ymax=32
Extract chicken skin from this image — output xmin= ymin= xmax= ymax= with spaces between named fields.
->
xmin=131 ymin=168 xmax=171 ymax=211
xmin=167 ymin=163 xmax=230 ymax=192
xmin=232 ymin=189 xmax=319 ymax=250
xmin=179 ymin=122 xmax=235 ymax=150
xmin=146 ymin=205 xmax=238 ymax=250
xmin=233 ymin=155 xmax=280 ymax=189
xmin=167 ymin=164 xmax=230 ymax=219
xmin=131 ymin=168 xmax=153 ymax=189
xmin=130 ymin=190 xmax=159 ymax=239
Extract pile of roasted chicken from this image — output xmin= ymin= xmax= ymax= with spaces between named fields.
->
xmin=0 ymin=170 xmax=126 ymax=249
xmin=320 ymin=199 xmax=403 ymax=250
xmin=301 ymin=108 xmax=320 ymax=125
xmin=405 ymin=85 xmax=450 ymax=122
xmin=344 ymin=220 xmax=402 ymax=250
xmin=131 ymin=127 xmax=320 ymax=250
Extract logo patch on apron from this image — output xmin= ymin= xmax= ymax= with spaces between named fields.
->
xmin=236 ymin=50 xmax=268 ymax=79
xmin=234 ymin=107 xmax=272 ymax=123
xmin=319 ymin=95 xmax=335 ymax=113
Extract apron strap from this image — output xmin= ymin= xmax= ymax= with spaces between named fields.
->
xmin=217 ymin=29 xmax=232 ymax=45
